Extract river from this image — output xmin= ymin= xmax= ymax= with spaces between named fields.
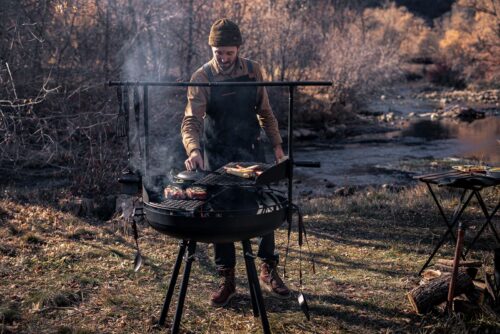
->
xmin=294 ymin=92 xmax=499 ymax=188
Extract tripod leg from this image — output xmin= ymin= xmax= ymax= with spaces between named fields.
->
xmin=171 ymin=240 xmax=197 ymax=334
xmin=243 ymin=242 xmax=259 ymax=317
xmin=159 ymin=240 xmax=188 ymax=326
xmin=242 ymin=240 xmax=271 ymax=334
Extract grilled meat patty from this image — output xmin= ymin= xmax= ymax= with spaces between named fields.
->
xmin=164 ymin=185 xmax=186 ymax=200
xmin=185 ymin=186 xmax=208 ymax=200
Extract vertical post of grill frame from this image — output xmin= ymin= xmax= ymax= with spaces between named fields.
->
xmin=143 ymin=84 xmax=149 ymax=178
xmin=287 ymin=86 xmax=294 ymax=223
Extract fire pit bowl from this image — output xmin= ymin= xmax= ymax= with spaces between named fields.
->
xmin=143 ymin=184 xmax=287 ymax=243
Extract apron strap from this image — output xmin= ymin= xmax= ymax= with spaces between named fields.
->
xmin=203 ymin=63 xmax=214 ymax=82
xmin=246 ymin=59 xmax=254 ymax=78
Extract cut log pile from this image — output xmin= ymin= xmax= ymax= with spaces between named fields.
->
xmin=407 ymin=258 xmax=500 ymax=316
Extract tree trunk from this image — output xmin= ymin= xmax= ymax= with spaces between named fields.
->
xmin=185 ymin=0 xmax=194 ymax=79
xmin=104 ymin=0 xmax=110 ymax=80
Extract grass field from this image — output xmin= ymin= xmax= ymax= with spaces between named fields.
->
xmin=1 ymin=184 xmax=499 ymax=333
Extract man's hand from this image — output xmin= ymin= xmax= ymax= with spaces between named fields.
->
xmin=185 ymin=149 xmax=204 ymax=171
xmin=273 ymin=145 xmax=285 ymax=163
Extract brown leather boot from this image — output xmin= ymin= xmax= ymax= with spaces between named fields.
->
xmin=259 ymin=261 xmax=291 ymax=299
xmin=210 ymin=268 xmax=236 ymax=307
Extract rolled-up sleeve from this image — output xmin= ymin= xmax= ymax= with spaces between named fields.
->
xmin=181 ymin=72 xmax=209 ymax=156
xmin=254 ymin=64 xmax=283 ymax=147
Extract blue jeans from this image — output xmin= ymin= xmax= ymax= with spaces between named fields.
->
xmin=215 ymin=232 xmax=279 ymax=269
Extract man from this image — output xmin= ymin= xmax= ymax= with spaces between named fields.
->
xmin=181 ymin=18 xmax=290 ymax=307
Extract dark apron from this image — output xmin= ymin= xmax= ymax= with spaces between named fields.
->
xmin=202 ymin=60 xmax=266 ymax=171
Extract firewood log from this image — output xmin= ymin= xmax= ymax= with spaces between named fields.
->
xmin=407 ymin=272 xmax=474 ymax=314
xmin=436 ymin=259 xmax=481 ymax=268
xmin=422 ymin=269 xmax=442 ymax=281
xmin=434 ymin=264 xmax=478 ymax=279
xmin=465 ymin=281 xmax=486 ymax=305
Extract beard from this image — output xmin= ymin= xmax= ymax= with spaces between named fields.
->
xmin=219 ymin=62 xmax=233 ymax=69
xmin=215 ymin=58 xmax=237 ymax=74
xmin=217 ymin=59 xmax=235 ymax=69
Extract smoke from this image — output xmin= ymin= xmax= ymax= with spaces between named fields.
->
xmin=116 ymin=1 xmax=272 ymax=194
xmin=118 ymin=2 xmax=190 ymax=191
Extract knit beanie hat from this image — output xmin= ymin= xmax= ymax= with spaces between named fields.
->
xmin=208 ymin=18 xmax=242 ymax=47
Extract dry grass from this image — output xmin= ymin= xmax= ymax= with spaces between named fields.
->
xmin=1 ymin=184 xmax=499 ymax=333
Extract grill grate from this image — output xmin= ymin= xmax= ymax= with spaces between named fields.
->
xmin=194 ymin=162 xmax=273 ymax=186
xmin=155 ymin=162 xmax=283 ymax=212
xmin=194 ymin=173 xmax=254 ymax=186
xmin=160 ymin=199 xmax=205 ymax=211
xmin=156 ymin=191 xmax=286 ymax=216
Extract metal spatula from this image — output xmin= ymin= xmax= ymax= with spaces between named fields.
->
xmin=131 ymin=207 xmax=144 ymax=272
xmin=298 ymin=292 xmax=310 ymax=320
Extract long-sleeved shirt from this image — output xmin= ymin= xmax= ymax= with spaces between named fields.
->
xmin=181 ymin=57 xmax=282 ymax=156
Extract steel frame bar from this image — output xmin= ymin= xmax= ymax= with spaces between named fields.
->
xmin=109 ymin=81 xmax=332 ymax=87
xmin=244 ymin=249 xmax=260 ymax=317
xmin=418 ymin=188 xmax=474 ymax=275
xmin=171 ymin=240 xmax=197 ymax=334
xmin=287 ymin=86 xmax=294 ymax=227
xmin=158 ymin=240 xmax=188 ymax=326
xmin=426 ymin=183 xmax=459 ymax=245
xmin=242 ymin=239 xmax=271 ymax=334
xmin=464 ymin=195 xmax=500 ymax=256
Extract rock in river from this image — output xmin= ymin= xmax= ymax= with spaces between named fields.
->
xmin=441 ymin=105 xmax=485 ymax=122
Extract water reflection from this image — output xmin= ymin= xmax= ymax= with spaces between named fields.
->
xmin=295 ymin=116 xmax=499 ymax=187
xmin=403 ymin=117 xmax=499 ymax=162
xmin=455 ymin=117 xmax=499 ymax=163
xmin=402 ymin=120 xmax=456 ymax=140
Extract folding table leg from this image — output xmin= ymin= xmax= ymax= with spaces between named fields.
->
xmin=426 ymin=183 xmax=458 ymax=244
xmin=464 ymin=194 xmax=500 ymax=256
xmin=474 ymin=193 xmax=500 ymax=243
xmin=418 ymin=189 xmax=474 ymax=275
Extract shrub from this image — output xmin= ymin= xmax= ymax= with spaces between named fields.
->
xmin=435 ymin=0 xmax=500 ymax=85
xmin=426 ymin=61 xmax=466 ymax=88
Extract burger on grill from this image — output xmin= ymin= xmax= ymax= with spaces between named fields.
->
xmin=164 ymin=185 xmax=186 ymax=200
xmin=186 ymin=186 xmax=208 ymax=200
